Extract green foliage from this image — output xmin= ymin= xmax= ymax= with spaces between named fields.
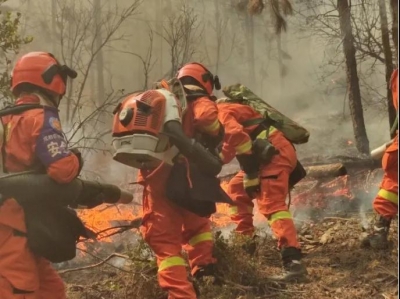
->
xmin=0 ymin=0 xmax=33 ymax=101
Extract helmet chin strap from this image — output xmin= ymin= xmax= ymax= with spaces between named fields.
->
xmin=32 ymin=92 xmax=60 ymax=108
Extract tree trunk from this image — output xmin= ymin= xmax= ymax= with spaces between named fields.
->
xmin=337 ymin=0 xmax=370 ymax=155
xmin=277 ymin=34 xmax=285 ymax=97
xmin=378 ymin=0 xmax=397 ymax=138
xmin=390 ymin=0 xmax=398 ymax=59
xmin=245 ymin=14 xmax=255 ymax=89
xmin=214 ymin=0 xmax=221 ymax=74
xmin=94 ymin=0 xmax=105 ymax=107
xmin=155 ymin=0 xmax=163 ymax=78
xmin=51 ymin=0 xmax=57 ymax=56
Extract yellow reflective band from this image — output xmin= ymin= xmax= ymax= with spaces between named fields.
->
xmin=189 ymin=232 xmax=213 ymax=246
xmin=235 ymin=141 xmax=253 ymax=155
xmin=228 ymin=205 xmax=253 ymax=216
xmin=229 ymin=206 xmax=238 ymax=215
xmin=219 ymin=152 xmax=224 ymax=161
xmin=243 ymin=177 xmax=259 ymax=187
xmin=203 ymin=119 xmax=220 ymax=133
xmin=378 ymin=189 xmax=398 ymax=205
xmin=268 ymin=211 xmax=293 ymax=226
xmin=256 ymin=127 xmax=277 ymax=139
xmin=158 ymin=256 xmax=187 ymax=272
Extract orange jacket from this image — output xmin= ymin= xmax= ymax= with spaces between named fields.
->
xmin=391 ymin=69 xmax=398 ymax=111
xmin=217 ymin=103 xmax=285 ymax=164
xmin=182 ymin=96 xmax=221 ymax=138
xmin=389 ymin=69 xmax=398 ymax=152
xmin=0 ymin=94 xmax=80 ymax=231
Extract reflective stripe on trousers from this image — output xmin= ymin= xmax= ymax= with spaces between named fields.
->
xmin=378 ymin=189 xmax=398 ymax=205
xmin=188 ymin=232 xmax=213 ymax=247
xmin=268 ymin=210 xmax=293 ymax=226
xmin=229 ymin=205 xmax=253 ymax=216
xmin=158 ymin=256 xmax=187 ymax=272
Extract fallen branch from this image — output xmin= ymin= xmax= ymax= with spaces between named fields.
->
xmin=218 ymin=277 xmax=256 ymax=292
xmin=58 ymin=253 xmax=129 ymax=274
xmin=304 ymin=163 xmax=347 ymax=179
xmin=323 ymin=217 xmax=353 ymax=221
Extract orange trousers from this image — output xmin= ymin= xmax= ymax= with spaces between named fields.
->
xmin=139 ymin=165 xmax=216 ymax=299
xmin=373 ymin=136 xmax=398 ymax=219
xmin=227 ymin=135 xmax=300 ymax=249
xmin=0 ymin=200 xmax=65 ymax=299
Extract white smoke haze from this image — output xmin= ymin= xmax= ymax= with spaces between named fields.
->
xmin=4 ymin=0 xmax=394 ymax=224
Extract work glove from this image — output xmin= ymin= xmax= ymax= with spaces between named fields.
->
xmin=243 ymin=172 xmax=260 ymax=198
xmin=70 ymin=148 xmax=84 ymax=175
xmin=236 ymin=153 xmax=260 ymax=174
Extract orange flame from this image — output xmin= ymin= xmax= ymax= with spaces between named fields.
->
xmin=77 ymin=175 xmax=360 ymax=242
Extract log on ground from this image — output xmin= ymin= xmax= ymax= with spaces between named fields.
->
xmin=304 ymin=163 xmax=347 ymax=179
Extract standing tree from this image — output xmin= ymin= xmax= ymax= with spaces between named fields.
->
xmin=202 ymin=0 xmax=236 ymax=75
xmin=245 ymin=0 xmax=293 ymax=34
xmin=337 ymin=0 xmax=369 ymax=155
xmin=27 ymin=0 xmax=143 ymax=153
xmin=378 ymin=0 xmax=396 ymax=138
xmin=390 ymin=0 xmax=398 ymax=58
xmin=119 ymin=27 xmax=156 ymax=90
xmin=93 ymin=0 xmax=106 ymax=109
xmin=159 ymin=2 xmax=202 ymax=77
xmin=234 ymin=0 xmax=293 ymax=92
xmin=0 ymin=0 xmax=32 ymax=102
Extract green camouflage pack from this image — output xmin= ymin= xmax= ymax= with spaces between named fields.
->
xmin=220 ymin=84 xmax=310 ymax=144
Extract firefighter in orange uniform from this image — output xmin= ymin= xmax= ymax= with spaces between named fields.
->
xmin=138 ymin=63 xmax=222 ymax=298
xmin=362 ymin=68 xmax=398 ymax=249
xmin=0 ymin=52 xmax=81 ymax=298
xmin=217 ymin=101 xmax=308 ymax=282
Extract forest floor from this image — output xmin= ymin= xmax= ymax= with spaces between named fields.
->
xmin=62 ymin=211 xmax=398 ymax=299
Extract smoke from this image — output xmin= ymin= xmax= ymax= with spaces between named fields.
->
xmin=357 ymin=169 xmax=384 ymax=230
xmin=12 ymin=0 xmax=391 ymax=182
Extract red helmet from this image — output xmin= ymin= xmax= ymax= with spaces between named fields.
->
xmin=176 ymin=62 xmax=220 ymax=95
xmin=11 ymin=51 xmax=77 ymax=96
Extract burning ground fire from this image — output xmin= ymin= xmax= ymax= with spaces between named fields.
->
xmin=73 ymin=161 xmax=383 ymax=266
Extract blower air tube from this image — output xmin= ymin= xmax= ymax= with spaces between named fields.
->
xmin=0 ymin=172 xmax=132 ymax=208
xmin=163 ymin=121 xmax=222 ymax=176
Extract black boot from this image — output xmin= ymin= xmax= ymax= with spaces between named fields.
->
xmin=193 ymin=264 xmax=220 ymax=285
xmin=268 ymin=247 xmax=308 ymax=283
xmin=361 ymin=216 xmax=392 ymax=249
xmin=242 ymin=234 xmax=259 ymax=256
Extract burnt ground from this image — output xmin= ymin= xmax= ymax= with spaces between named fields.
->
xmin=62 ymin=212 xmax=398 ymax=299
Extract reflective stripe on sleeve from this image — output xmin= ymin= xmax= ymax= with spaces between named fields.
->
xmin=256 ymin=127 xmax=277 ymax=139
xmin=235 ymin=141 xmax=252 ymax=155
xmin=203 ymin=119 xmax=220 ymax=134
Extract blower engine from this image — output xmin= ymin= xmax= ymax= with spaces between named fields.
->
xmin=112 ymin=87 xmax=184 ymax=169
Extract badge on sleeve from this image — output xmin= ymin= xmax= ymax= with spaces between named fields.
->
xmin=49 ymin=116 xmax=62 ymax=132
xmin=36 ymin=107 xmax=71 ymax=167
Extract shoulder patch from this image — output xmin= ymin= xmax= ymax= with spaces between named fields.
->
xmin=49 ymin=116 xmax=62 ymax=132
